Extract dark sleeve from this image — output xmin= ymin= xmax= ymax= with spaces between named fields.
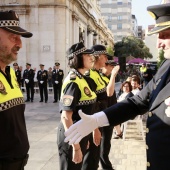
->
xmin=37 ymin=71 xmax=40 ymax=80
xmin=125 ymin=92 xmax=134 ymax=99
xmin=104 ymin=78 xmax=154 ymax=126
xmin=60 ymin=82 xmax=81 ymax=112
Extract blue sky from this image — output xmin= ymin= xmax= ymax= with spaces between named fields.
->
xmin=132 ymin=0 xmax=162 ymax=29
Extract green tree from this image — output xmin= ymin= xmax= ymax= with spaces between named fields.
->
xmin=157 ymin=49 xmax=164 ymax=68
xmin=114 ymin=36 xmax=153 ymax=59
xmin=106 ymin=46 xmax=114 ymax=56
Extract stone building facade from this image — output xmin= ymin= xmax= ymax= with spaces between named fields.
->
xmin=0 ymin=0 xmax=114 ymax=74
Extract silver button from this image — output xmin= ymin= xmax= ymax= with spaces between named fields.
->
xmin=146 ymin=128 xmax=149 ymax=133
xmin=147 ymin=162 xmax=150 ymax=167
xmin=148 ymin=112 xmax=152 ymax=117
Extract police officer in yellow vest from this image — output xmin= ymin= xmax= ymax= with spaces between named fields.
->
xmin=100 ymin=56 xmax=120 ymax=170
xmin=0 ymin=10 xmax=32 ymax=170
xmin=82 ymin=45 xmax=108 ymax=170
xmin=57 ymin=42 xmax=97 ymax=170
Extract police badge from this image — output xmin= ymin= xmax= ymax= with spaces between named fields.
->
xmin=0 ymin=81 xmax=7 ymax=95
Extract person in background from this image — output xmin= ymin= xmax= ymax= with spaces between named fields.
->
xmin=19 ymin=66 xmax=25 ymax=92
xmin=52 ymin=62 xmax=64 ymax=103
xmin=131 ymin=75 xmax=141 ymax=95
xmin=13 ymin=62 xmax=21 ymax=87
xmin=23 ymin=63 xmax=35 ymax=102
xmin=142 ymin=64 xmax=153 ymax=87
xmin=57 ymin=42 xmax=96 ymax=170
xmin=48 ymin=67 xmax=53 ymax=92
xmin=33 ymin=67 xmax=38 ymax=93
xmin=64 ymin=3 xmax=170 ymax=170
xmin=37 ymin=64 xmax=48 ymax=103
xmin=100 ymin=57 xmax=120 ymax=169
xmin=114 ymin=81 xmax=134 ymax=139
xmin=140 ymin=63 xmax=147 ymax=88
xmin=0 ymin=10 xmax=32 ymax=170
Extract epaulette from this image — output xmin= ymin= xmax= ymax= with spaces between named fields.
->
xmin=70 ymin=72 xmax=76 ymax=80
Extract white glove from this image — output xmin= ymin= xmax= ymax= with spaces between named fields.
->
xmin=40 ymin=81 xmax=44 ymax=84
xmin=64 ymin=110 xmax=98 ymax=145
xmin=165 ymin=97 xmax=170 ymax=117
xmin=25 ymin=79 xmax=29 ymax=83
xmin=55 ymin=81 xmax=59 ymax=84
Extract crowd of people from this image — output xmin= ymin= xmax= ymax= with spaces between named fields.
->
xmin=12 ymin=62 xmax=64 ymax=103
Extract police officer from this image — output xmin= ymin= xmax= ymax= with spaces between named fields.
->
xmin=23 ymin=63 xmax=35 ymax=102
xmin=100 ymin=56 xmax=120 ymax=169
xmin=37 ymin=64 xmax=48 ymax=103
xmin=52 ymin=62 xmax=64 ymax=103
xmin=13 ymin=62 xmax=21 ymax=87
xmin=83 ymin=45 xmax=108 ymax=170
xmin=57 ymin=42 xmax=97 ymax=170
xmin=0 ymin=10 xmax=32 ymax=170
xmin=65 ymin=3 xmax=170 ymax=170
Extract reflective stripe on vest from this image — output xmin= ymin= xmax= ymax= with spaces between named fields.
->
xmin=61 ymin=73 xmax=97 ymax=105
xmin=0 ymin=68 xmax=24 ymax=110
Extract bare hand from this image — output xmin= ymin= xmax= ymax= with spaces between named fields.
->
xmin=72 ymin=148 xmax=83 ymax=164
xmin=111 ymin=65 xmax=120 ymax=76
xmin=93 ymin=128 xmax=101 ymax=146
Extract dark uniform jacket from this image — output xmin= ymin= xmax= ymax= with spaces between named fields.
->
xmin=14 ymin=69 xmax=21 ymax=85
xmin=104 ymin=59 xmax=170 ymax=170
xmin=37 ymin=70 xmax=48 ymax=83
xmin=52 ymin=69 xmax=64 ymax=85
xmin=23 ymin=69 xmax=35 ymax=83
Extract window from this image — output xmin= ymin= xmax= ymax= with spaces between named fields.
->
xmin=117 ymin=2 xmax=122 ymax=5
xmin=117 ymin=16 xmax=122 ymax=20
xmin=108 ymin=16 xmax=112 ymax=21
xmin=117 ymin=23 xmax=122 ymax=29
xmin=108 ymin=24 xmax=112 ymax=30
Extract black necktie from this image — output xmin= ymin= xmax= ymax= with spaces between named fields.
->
xmin=150 ymin=66 xmax=170 ymax=103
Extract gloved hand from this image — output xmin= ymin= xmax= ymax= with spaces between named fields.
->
xmin=165 ymin=97 xmax=170 ymax=117
xmin=25 ymin=79 xmax=29 ymax=83
xmin=40 ymin=81 xmax=44 ymax=84
xmin=64 ymin=110 xmax=98 ymax=145
xmin=55 ymin=81 xmax=59 ymax=84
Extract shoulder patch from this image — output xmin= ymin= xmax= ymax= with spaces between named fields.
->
xmin=62 ymin=95 xmax=74 ymax=106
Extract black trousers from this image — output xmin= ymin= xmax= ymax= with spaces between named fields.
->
xmin=39 ymin=83 xmax=48 ymax=101
xmin=100 ymin=126 xmax=114 ymax=170
xmin=25 ymin=82 xmax=34 ymax=101
xmin=57 ymin=122 xmax=90 ymax=170
xmin=82 ymin=133 xmax=100 ymax=170
xmin=0 ymin=154 xmax=29 ymax=170
xmin=53 ymin=84 xmax=62 ymax=101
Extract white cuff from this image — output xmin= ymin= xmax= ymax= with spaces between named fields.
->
xmin=93 ymin=111 xmax=109 ymax=127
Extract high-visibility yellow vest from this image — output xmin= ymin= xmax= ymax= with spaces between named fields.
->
xmin=90 ymin=69 xmax=106 ymax=94
xmin=0 ymin=67 xmax=24 ymax=107
xmin=61 ymin=71 xmax=96 ymax=105
xmin=140 ymin=67 xmax=147 ymax=73
xmin=101 ymin=74 xmax=109 ymax=84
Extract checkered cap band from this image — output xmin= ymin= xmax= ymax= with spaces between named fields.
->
xmin=95 ymin=87 xmax=106 ymax=94
xmin=0 ymin=20 xmax=20 ymax=27
xmin=0 ymin=97 xmax=24 ymax=111
xmin=77 ymin=98 xmax=96 ymax=106
xmin=93 ymin=50 xmax=107 ymax=55
xmin=73 ymin=47 xmax=87 ymax=56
